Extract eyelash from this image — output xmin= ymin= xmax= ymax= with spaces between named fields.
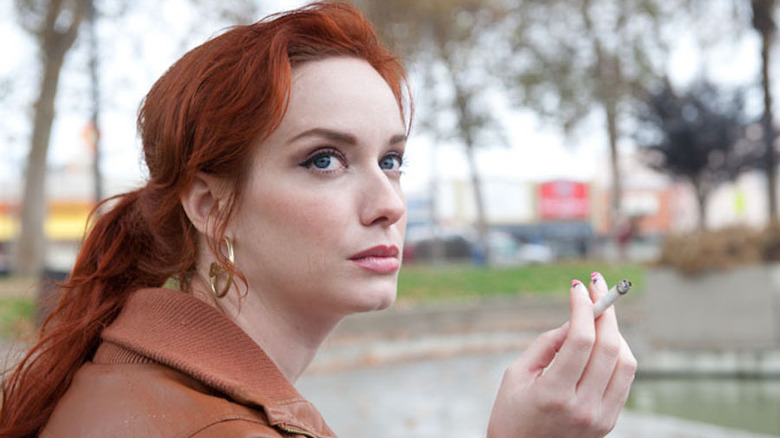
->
xmin=299 ymin=148 xmax=347 ymax=174
xmin=299 ymin=148 xmax=406 ymax=175
xmin=381 ymin=152 xmax=405 ymax=174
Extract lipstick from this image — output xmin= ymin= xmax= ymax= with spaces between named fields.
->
xmin=349 ymin=245 xmax=400 ymax=274
xmin=593 ymin=279 xmax=632 ymax=318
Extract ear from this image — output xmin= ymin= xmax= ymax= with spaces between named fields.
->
xmin=180 ymin=173 xmax=229 ymax=236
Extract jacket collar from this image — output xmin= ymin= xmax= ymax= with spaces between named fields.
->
xmin=98 ymin=288 xmax=336 ymax=438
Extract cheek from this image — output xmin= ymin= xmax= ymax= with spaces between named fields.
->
xmin=245 ymin=187 xmax=348 ymax=248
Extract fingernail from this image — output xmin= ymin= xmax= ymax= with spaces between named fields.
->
xmin=571 ymin=279 xmax=582 ymax=289
xmin=591 ymin=271 xmax=602 ymax=284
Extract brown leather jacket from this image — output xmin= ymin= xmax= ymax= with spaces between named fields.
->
xmin=40 ymin=288 xmax=336 ymax=438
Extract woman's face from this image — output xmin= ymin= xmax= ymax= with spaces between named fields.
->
xmin=229 ymin=57 xmax=407 ymax=322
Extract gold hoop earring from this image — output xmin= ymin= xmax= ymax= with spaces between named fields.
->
xmin=209 ymin=237 xmax=234 ymax=298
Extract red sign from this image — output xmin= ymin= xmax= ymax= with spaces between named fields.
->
xmin=539 ymin=180 xmax=589 ymax=220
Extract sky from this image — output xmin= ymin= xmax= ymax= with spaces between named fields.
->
xmin=0 ymin=0 xmax=767 ymax=202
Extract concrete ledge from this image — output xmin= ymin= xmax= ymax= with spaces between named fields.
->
xmin=310 ymin=331 xmax=535 ymax=373
xmin=612 ymin=411 xmax=780 ymax=438
xmin=638 ymin=348 xmax=780 ymax=378
xmin=647 ymin=266 xmax=780 ymax=349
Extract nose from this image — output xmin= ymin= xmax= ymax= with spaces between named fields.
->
xmin=359 ymin=168 xmax=406 ymax=227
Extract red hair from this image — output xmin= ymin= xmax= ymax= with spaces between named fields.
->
xmin=0 ymin=2 xmax=410 ymax=436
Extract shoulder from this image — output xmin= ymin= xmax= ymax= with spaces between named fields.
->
xmin=41 ymin=362 xmax=284 ymax=438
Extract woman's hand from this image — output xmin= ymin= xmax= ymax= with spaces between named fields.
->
xmin=487 ymin=272 xmax=637 ymax=438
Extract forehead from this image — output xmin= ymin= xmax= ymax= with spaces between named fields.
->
xmin=277 ymin=57 xmax=403 ymax=137
xmin=289 ymin=56 xmax=396 ymax=104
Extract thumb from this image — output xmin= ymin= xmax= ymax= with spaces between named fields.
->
xmin=516 ymin=322 xmax=569 ymax=378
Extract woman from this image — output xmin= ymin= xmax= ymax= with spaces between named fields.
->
xmin=0 ymin=2 xmax=636 ymax=437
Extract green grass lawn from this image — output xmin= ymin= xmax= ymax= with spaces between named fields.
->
xmin=398 ymin=261 xmax=644 ymax=302
xmin=0 ymin=262 xmax=645 ymax=338
xmin=0 ymin=296 xmax=36 ymax=340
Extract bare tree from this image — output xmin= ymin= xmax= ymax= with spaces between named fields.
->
xmin=12 ymin=0 xmax=260 ymax=277
xmin=504 ymin=0 xmax=674 ymax=231
xmin=16 ymin=0 xmax=92 ymax=276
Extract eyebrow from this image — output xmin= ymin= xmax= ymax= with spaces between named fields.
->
xmin=290 ymin=127 xmax=407 ymax=147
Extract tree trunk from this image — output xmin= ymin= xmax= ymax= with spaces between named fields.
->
xmin=451 ymin=87 xmax=490 ymax=265
xmin=464 ymin=142 xmax=489 ymax=265
xmin=751 ymin=0 xmax=777 ymax=225
xmin=16 ymin=0 xmax=89 ymax=276
xmin=760 ymin=27 xmax=777 ymax=225
xmin=88 ymin=1 xmax=104 ymax=204
xmin=605 ymin=99 xmax=623 ymax=229
xmin=428 ymin=134 xmax=445 ymax=265
xmin=437 ymin=40 xmax=491 ymax=265
xmin=17 ymin=50 xmax=66 ymax=276
xmin=689 ymin=173 xmax=709 ymax=231
xmin=696 ymin=186 xmax=708 ymax=231
xmin=582 ymin=0 xmax=625 ymax=237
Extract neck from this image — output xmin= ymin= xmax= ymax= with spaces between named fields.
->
xmin=193 ymin=279 xmax=339 ymax=382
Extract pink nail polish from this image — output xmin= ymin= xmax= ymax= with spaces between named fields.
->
xmin=571 ymin=279 xmax=581 ymax=288
xmin=591 ymin=271 xmax=601 ymax=283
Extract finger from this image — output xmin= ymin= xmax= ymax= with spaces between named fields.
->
xmin=514 ymin=322 xmax=569 ymax=381
xmin=545 ymin=280 xmax=595 ymax=389
xmin=589 ymin=271 xmax=609 ymax=303
xmin=576 ymin=272 xmax=622 ymax=397
xmin=591 ymin=272 xmax=619 ymax=328
xmin=591 ymin=271 xmax=618 ymax=318
xmin=602 ymin=335 xmax=638 ymax=417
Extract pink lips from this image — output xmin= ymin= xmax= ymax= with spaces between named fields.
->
xmin=349 ymin=245 xmax=401 ymax=274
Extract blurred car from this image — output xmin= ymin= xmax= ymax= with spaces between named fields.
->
xmin=403 ymin=227 xmax=473 ymax=262
xmin=485 ymin=231 xmax=555 ymax=266
xmin=404 ymin=227 xmax=555 ymax=265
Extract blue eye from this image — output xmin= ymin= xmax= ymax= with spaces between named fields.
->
xmin=313 ymin=155 xmax=332 ymax=169
xmin=380 ymin=154 xmax=403 ymax=172
xmin=300 ymin=149 xmax=347 ymax=173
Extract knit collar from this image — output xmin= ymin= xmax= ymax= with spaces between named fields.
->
xmin=98 ymin=287 xmax=336 ymax=438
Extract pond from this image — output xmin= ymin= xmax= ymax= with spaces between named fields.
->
xmin=627 ymin=377 xmax=780 ymax=436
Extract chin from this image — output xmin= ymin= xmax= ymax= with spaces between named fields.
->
xmin=346 ymin=284 xmax=397 ymax=314
xmin=371 ymin=293 xmax=396 ymax=311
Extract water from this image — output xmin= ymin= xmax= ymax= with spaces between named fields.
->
xmin=627 ymin=377 xmax=780 ymax=436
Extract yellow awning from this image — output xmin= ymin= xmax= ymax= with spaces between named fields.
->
xmin=45 ymin=215 xmax=90 ymax=240
xmin=0 ymin=216 xmax=19 ymax=241
xmin=0 ymin=212 xmax=91 ymax=241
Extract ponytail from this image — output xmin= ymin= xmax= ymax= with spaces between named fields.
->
xmin=0 ymin=188 xmax=195 ymax=437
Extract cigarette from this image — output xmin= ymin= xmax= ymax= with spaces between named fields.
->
xmin=592 ymin=279 xmax=632 ymax=318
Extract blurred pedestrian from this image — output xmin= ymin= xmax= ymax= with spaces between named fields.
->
xmin=0 ymin=3 xmax=636 ymax=437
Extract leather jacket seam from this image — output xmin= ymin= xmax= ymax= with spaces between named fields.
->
xmin=183 ymin=415 xmax=277 ymax=438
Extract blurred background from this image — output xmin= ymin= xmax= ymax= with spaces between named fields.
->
xmin=2 ymin=0 xmax=780 ymax=437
